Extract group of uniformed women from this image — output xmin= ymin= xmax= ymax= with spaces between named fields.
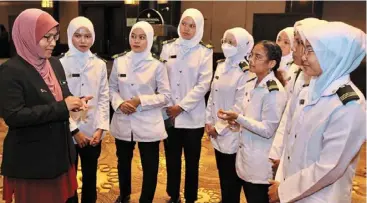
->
xmin=1 ymin=6 xmax=365 ymax=203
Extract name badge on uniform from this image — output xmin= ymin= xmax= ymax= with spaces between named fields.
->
xmin=119 ymin=74 xmax=127 ymax=77
xmin=71 ymin=73 xmax=80 ymax=77
xmin=169 ymin=55 xmax=177 ymax=59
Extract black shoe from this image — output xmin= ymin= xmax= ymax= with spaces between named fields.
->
xmin=167 ymin=196 xmax=181 ymax=203
xmin=115 ymin=195 xmax=131 ymax=203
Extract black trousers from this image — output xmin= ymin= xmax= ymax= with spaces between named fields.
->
xmin=74 ymin=143 xmax=102 ymax=203
xmin=214 ymin=149 xmax=242 ymax=203
xmin=242 ymin=180 xmax=270 ymax=203
xmin=115 ymin=138 xmax=160 ymax=203
xmin=164 ymin=127 xmax=204 ymax=202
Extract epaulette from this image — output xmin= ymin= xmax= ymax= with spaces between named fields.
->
xmin=294 ymin=68 xmax=302 ymax=81
xmin=152 ymin=54 xmax=167 ymax=63
xmin=94 ymin=53 xmax=107 ymax=63
xmin=286 ymin=61 xmax=294 ymax=66
xmin=199 ymin=41 xmax=213 ymax=49
xmin=162 ymin=38 xmax=176 ymax=45
xmin=112 ymin=51 xmax=128 ymax=59
xmin=336 ymin=85 xmax=359 ymax=105
xmin=217 ymin=59 xmax=225 ymax=64
xmin=266 ymin=80 xmax=279 ymax=92
xmin=246 ymin=77 xmax=256 ymax=83
xmin=239 ymin=61 xmax=249 ymax=73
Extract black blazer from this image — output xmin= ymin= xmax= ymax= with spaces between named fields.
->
xmin=0 ymin=55 xmax=76 ymax=179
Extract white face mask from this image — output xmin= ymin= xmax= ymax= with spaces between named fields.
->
xmin=222 ymin=43 xmax=238 ymax=58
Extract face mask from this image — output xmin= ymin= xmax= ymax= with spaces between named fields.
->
xmin=222 ymin=43 xmax=238 ymax=58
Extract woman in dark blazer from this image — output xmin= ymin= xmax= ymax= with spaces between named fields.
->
xmin=0 ymin=9 xmax=90 ymax=203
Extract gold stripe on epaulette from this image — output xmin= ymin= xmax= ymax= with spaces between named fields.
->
xmin=268 ymin=85 xmax=279 ymax=90
xmin=340 ymin=92 xmax=358 ymax=102
xmin=162 ymin=38 xmax=176 ymax=45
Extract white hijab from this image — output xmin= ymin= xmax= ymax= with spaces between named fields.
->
xmin=67 ymin=16 xmax=95 ymax=63
xmin=294 ymin=18 xmax=328 ymax=42
xmin=301 ymin=21 xmax=366 ymax=102
xmin=177 ymin=8 xmax=204 ymax=57
xmin=129 ymin=21 xmax=154 ymax=66
xmin=223 ymin=27 xmax=254 ymax=66
xmin=276 ymin=27 xmax=294 ymax=72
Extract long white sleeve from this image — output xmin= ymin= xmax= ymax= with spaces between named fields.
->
xmin=109 ymin=59 xmax=124 ymax=111
xmin=278 ymin=103 xmax=366 ymax=202
xmin=236 ymin=91 xmax=287 ymax=139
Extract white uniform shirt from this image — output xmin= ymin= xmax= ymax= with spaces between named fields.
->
xmin=276 ymin=75 xmax=366 ymax=203
xmin=235 ymin=71 xmax=287 ymax=184
xmin=60 ymin=53 xmax=109 ymax=140
xmin=269 ymin=68 xmax=305 ymax=160
xmin=160 ymin=40 xmax=213 ymax=129
xmin=285 ymin=64 xmax=303 ymax=97
xmin=109 ymin=52 xmax=171 ymax=142
xmin=205 ymin=61 xmax=254 ymax=154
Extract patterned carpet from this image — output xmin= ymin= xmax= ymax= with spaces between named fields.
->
xmin=0 ymin=121 xmax=365 ymax=203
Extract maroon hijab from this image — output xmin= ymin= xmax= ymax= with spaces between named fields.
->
xmin=12 ymin=9 xmax=63 ymax=101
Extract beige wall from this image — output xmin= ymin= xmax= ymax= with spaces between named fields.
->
xmin=323 ymin=1 xmax=366 ymax=32
xmin=59 ymin=1 xmax=79 ymax=44
xmin=181 ymin=1 xmax=286 ymax=52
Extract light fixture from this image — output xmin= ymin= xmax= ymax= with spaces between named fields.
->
xmin=124 ymin=0 xmax=139 ymax=5
xmin=41 ymin=0 xmax=53 ymax=8
xmin=158 ymin=0 xmax=168 ymax=4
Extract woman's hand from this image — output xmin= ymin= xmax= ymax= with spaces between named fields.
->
xmin=205 ymin=124 xmax=219 ymax=139
xmin=119 ymin=102 xmax=136 ymax=115
xmin=90 ymin=129 xmax=103 ymax=146
xmin=217 ymin=109 xmax=239 ymax=121
xmin=65 ymin=96 xmax=83 ymax=111
xmin=126 ymin=97 xmax=141 ymax=108
xmin=74 ymin=131 xmax=91 ymax=148
xmin=65 ymin=96 xmax=93 ymax=111
xmin=167 ymin=105 xmax=183 ymax=119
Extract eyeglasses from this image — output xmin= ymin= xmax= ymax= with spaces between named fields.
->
xmin=43 ymin=33 xmax=60 ymax=42
xmin=247 ymin=53 xmax=266 ymax=62
xmin=303 ymin=45 xmax=314 ymax=55
xmin=221 ymin=38 xmax=235 ymax=46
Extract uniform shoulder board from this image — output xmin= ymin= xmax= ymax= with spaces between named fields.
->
xmin=112 ymin=51 xmax=128 ymax=59
xmin=336 ymin=85 xmax=359 ymax=105
xmin=94 ymin=53 xmax=107 ymax=63
xmin=162 ymin=38 xmax=176 ymax=45
xmin=217 ymin=59 xmax=225 ymax=64
xmin=286 ymin=61 xmax=294 ymax=66
xmin=152 ymin=54 xmax=167 ymax=63
xmin=199 ymin=41 xmax=213 ymax=49
xmin=246 ymin=77 xmax=256 ymax=83
xmin=239 ymin=61 xmax=249 ymax=72
xmin=266 ymin=80 xmax=279 ymax=92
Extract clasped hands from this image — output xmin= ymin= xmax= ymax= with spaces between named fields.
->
xmin=74 ymin=129 xmax=103 ymax=148
xmin=119 ymin=97 xmax=141 ymax=115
